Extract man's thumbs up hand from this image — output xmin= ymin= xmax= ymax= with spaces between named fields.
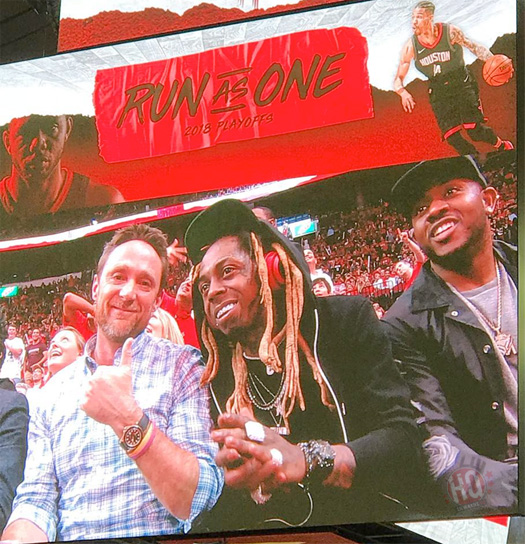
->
xmin=81 ymin=337 xmax=142 ymax=434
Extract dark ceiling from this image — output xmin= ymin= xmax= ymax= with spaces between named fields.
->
xmin=0 ymin=0 xmax=59 ymax=64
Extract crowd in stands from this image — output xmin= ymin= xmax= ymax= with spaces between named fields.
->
xmin=308 ymin=162 xmax=517 ymax=310
xmin=0 ymin=160 xmax=517 ymax=387
xmin=1 ymin=274 xmax=92 ymax=346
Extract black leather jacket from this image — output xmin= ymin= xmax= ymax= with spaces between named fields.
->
xmin=383 ymin=241 xmax=518 ymax=513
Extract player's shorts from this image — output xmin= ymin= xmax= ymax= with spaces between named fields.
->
xmin=428 ymin=68 xmax=487 ymax=139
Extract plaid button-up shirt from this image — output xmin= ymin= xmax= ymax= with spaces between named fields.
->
xmin=9 ymin=332 xmax=223 ymax=541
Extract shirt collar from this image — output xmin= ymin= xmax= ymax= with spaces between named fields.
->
xmin=409 ymin=242 xmax=516 ymax=313
xmin=83 ymin=330 xmax=149 ymax=373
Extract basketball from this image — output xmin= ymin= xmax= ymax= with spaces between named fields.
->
xmin=482 ymin=54 xmax=514 ymax=86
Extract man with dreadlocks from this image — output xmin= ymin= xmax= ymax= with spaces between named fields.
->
xmin=185 ymin=199 xmax=423 ymax=530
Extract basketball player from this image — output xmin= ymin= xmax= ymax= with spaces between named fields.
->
xmin=394 ymin=1 xmax=513 ymax=155
xmin=1 ymin=115 xmax=124 ymax=219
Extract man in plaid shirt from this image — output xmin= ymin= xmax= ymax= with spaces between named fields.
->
xmin=2 ymin=225 xmax=223 ymax=542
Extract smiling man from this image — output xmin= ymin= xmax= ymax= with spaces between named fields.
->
xmin=185 ymin=199 xmax=421 ymax=530
xmin=2 ymin=224 xmax=222 ymax=542
xmin=1 ymin=114 xmax=123 ymax=219
xmin=384 ymin=155 xmax=517 ymax=514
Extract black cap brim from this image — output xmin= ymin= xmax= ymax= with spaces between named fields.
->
xmin=391 ymin=155 xmax=488 ymax=217
xmin=185 ymin=199 xmax=264 ymax=264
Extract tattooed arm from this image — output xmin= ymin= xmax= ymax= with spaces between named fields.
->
xmin=449 ymin=24 xmax=493 ymax=61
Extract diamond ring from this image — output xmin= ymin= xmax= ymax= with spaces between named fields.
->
xmin=245 ymin=420 xmax=265 ymax=443
xmin=270 ymin=448 xmax=283 ymax=466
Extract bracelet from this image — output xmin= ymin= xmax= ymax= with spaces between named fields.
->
xmin=128 ymin=421 xmax=157 ymax=460
xmin=250 ymin=484 xmax=272 ymax=505
xmin=298 ymin=440 xmax=336 ymax=485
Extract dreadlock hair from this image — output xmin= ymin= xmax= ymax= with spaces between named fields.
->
xmin=192 ymin=232 xmax=334 ymax=431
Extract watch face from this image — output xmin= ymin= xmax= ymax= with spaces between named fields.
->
xmin=123 ymin=425 xmax=143 ymax=449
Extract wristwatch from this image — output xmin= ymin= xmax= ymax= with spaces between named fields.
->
xmin=119 ymin=413 xmax=150 ymax=452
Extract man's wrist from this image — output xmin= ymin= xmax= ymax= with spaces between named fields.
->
xmin=328 ymin=445 xmax=356 ymax=488
xmin=298 ymin=440 xmax=336 ymax=485
xmin=111 ymin=404 xmax=144 ymax=436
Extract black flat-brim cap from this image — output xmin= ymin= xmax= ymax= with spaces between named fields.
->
xmin=391 ymin=155 xmax=488 ymax=217
xmin=185 ymin=199 xmax=265 ymax=264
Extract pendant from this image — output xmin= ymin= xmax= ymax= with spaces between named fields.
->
xmin=495 ymin=333 xmax=517 ymax=356
xmin=271 ymin=426 xmax=289 ymax=436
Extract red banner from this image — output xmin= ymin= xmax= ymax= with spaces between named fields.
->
xmin=94 ymin=28 xmax=373 ymax=162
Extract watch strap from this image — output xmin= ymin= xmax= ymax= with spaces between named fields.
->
xmin=119 ymin=413 xmax=150 ymax=452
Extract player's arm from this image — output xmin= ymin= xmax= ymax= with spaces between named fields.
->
xmin=86 ymin=182 xmax=125 ymax=207
xmin=449 ymin=24 xmax=493 ymax=61
xmin=62 ymin=292 xmax=94 ymax=323
xmin=394 ymin=40 xmax=416 ymax=113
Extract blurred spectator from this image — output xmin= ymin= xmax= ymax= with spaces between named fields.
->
xmin=0 ymin=382 xmax=29 ymax=532
xmin=312 ymin=274 xmax=333 ymax=297
xmin=1 ymin=325 xmax=25 ymax=382
xmin=252 ymin=206 xmax=277 ymax=227
xmin=31 ymin=368 xmax=44 ymax=390
xmin=146 ymin=308 xmax=184 ymax=345
xmin=304 ymin=248 xmax=320 ymax=276
xmin=373 ymin=302 xmax=386 ymax=319
xmin=304 ymin=248 xmax=335 ymax=293
xmin=394 ymin=260 xmax=414 ymax=285
xmin=46 ymin=327 xmax=85 ymax=381
xmin=23 ymin=372 xmax=33 ymax=389
xmin=161 ymin=278 xmax=199 ymax=348
xmin=24 ymin=329 xmax=47 ymax=374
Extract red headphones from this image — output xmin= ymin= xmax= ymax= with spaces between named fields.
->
xmin=265 ymin=251 xmax=285 ymax=290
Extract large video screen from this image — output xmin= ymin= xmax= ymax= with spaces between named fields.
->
xmin=57 ymin=0 xmax=345 ymax=52
xmin=0 ymin=0 xmax=519 ymax=542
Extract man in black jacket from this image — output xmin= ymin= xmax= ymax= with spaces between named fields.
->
xmin=185 ymin=199 xmax=421 ymax=530
xmin=0 ymin=378 xmax=29 ymax=532
xmin=384 ymin=155 xmax=517 ymax=515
